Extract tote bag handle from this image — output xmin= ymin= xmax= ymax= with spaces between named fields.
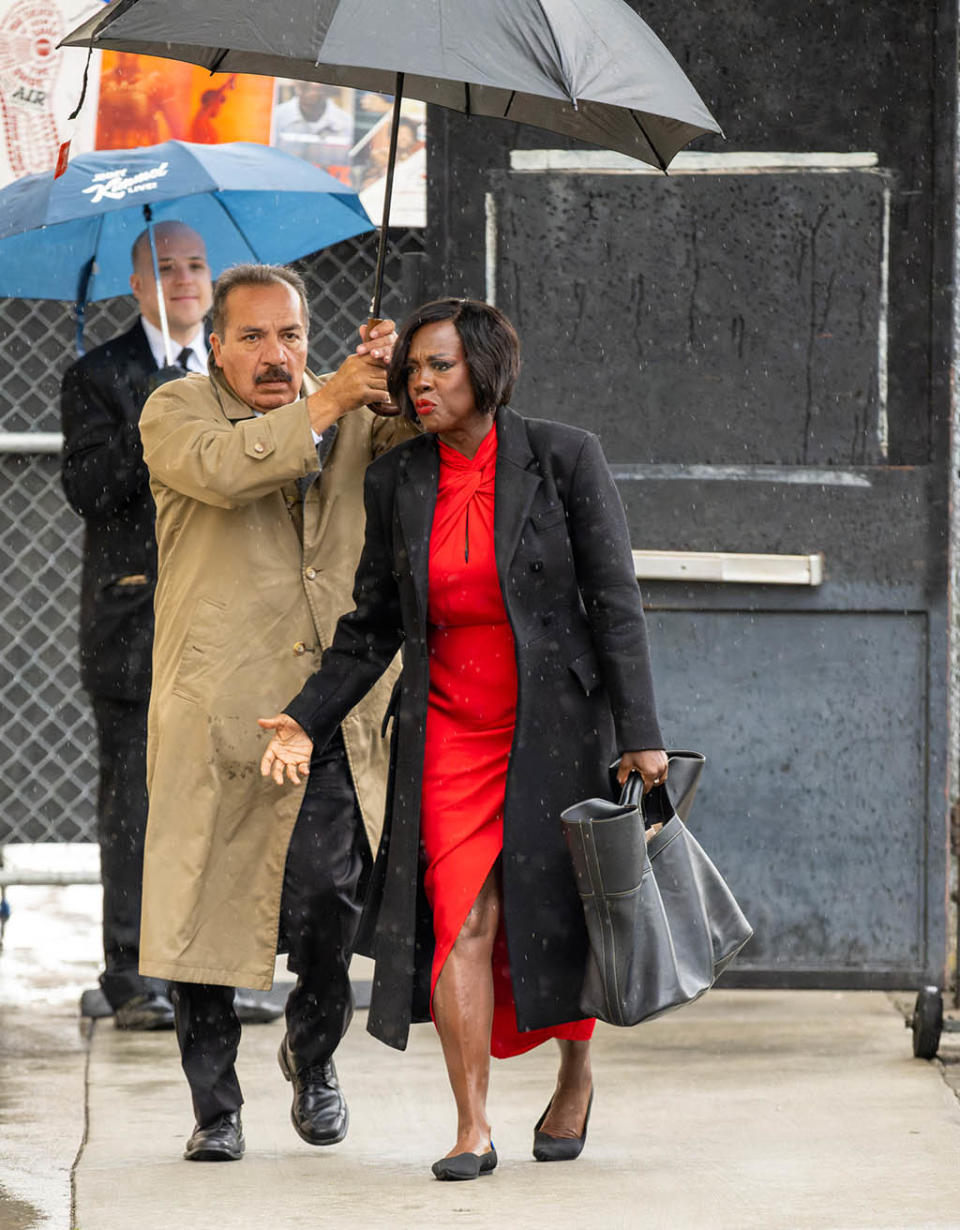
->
xmin=615 ymin=750 xmax=707 ymax=823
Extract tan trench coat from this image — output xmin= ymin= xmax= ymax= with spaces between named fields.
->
xmin=138 ymin=363 xmax=412 ymax=989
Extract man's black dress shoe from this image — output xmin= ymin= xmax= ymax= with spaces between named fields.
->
xmin=113 ymin=992 xmax=176 ymax=1031
xmin=431 ymin=1146 xmax=498 ymax=1181
xmin=233 ymin=989 xmax=284 ymax=1024
xmin=532 ymin=1090 xmax=593 ymax=1162
xmin=184 ymin=1111 xmax=244 ymax=1162
xmin=277 ymin=1036 xmax=348 ymax=1145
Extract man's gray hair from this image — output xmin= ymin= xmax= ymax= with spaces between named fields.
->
xmin=211 ymin=264 xmax=311 ymax=336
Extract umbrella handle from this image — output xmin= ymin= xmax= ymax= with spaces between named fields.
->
xmin=364 ymin=315 xmax=400 ymax=417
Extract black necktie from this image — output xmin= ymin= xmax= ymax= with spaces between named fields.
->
xmin=296 ymin=440 xmax=327 ymax=498
xmin=176 ymin=346 xmax=192 ymax=371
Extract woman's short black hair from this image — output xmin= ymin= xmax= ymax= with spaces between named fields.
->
xmin=387 ymin=298 xmax=521 ymax=421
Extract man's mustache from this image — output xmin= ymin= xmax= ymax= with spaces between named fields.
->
xmin=255 ymin=365 xmax=293 ymax=384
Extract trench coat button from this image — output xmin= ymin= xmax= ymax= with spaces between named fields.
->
xmin=305 ymin=567 xmax=317 ymax=580
xmin=292 ymin=641 xmax=306 ymax=656
xmin=530 ymin=560 xmax=543 ymax=572
xmin=253 ymin=442 xmax=265 ymax=454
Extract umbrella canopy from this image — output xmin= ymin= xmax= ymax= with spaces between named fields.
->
xmin=0 ymin=139 xmax=373 ymax=303
xmin=61 ymin=0 xmax=721 ymax=174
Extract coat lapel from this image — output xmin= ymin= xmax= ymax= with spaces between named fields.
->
xmin=395 ymin=410 xmax=537 ymax=624
xmin=128 ymin=318 xmax=159 ymax=375
xmin=396 ymin=436 xmax=438 ymax=624
xmin=494 ymin=406 xmax=541 ymax=580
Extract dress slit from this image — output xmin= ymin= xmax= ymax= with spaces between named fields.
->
xmin=425 ymin=842 xmax=501 ymax=1015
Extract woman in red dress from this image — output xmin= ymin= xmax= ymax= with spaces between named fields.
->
xmin=419 ymin=396 xmax=597 ymax=1174
xmin=260 ymin=300 xmax=668 ymax=1180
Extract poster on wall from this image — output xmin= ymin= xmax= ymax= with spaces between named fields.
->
xmin=95 ymin=62 xmax=428 ymax=225
xmin=0 ymin=19 xmax=428 ymax=227
xmin=271 ymin=80 xmax=426 ymax=227
xmin=95 ymin=51 xmax=274 ymax=150
xmin=0 ymin=0 xmax=101 ymax=188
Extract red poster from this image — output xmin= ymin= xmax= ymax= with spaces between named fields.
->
xmin=96 ymin=51 xmax=274 ymax=150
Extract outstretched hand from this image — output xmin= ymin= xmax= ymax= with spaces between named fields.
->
xmin=258 ymin=713 xmax=314 ymax=786
xmin=617 ymin=749 xmax=669 ymax=792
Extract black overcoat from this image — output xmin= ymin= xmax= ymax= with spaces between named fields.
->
xmin=286 ymin=405 xmax=663 ymax=1050
xmin=60 ymin=320 xmax=160 ymax=701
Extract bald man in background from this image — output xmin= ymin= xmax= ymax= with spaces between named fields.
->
xmin=60 ymin=222 xmax=221 ymax=1029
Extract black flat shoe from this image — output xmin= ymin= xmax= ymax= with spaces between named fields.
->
xmin=184 ymin=1111 xmax=244 ymax=1162
xmin=278 ymin=1036 xmax=348 ymax=1145
xmin=431 ymin=1146 xmax=498 ymax=1181
xmin=532 ymin=1090 xmax=593 ymax=1162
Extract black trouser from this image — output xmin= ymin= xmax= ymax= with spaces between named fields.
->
xmin=91 ymin=695 xmax=166 ymax=1009
xmin=171 ymin=730 xmax=368 ymax=1126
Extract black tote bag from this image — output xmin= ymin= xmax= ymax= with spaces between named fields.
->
xmin=560 ymin=752 xmax=752 ymax=1027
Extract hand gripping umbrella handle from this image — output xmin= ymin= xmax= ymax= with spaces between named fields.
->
xmin=364 ymin=316 xmax=401 ymax=416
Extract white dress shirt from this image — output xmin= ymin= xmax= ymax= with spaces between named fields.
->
xmin=140 ymin=316 xmax=208 ymax=374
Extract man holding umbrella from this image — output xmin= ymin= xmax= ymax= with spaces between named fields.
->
xmin=61 ymin=220 xmax=287 ymax=1031
xmin=137 ymin=262 xmax=412 ymax=1161
xmin=60 ymin=220 xmax=214 ymax=1031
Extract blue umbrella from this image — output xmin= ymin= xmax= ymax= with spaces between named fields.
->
xmin=0 ymin=139 xmax=374 ymax=353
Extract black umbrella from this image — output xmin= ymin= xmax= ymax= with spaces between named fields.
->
xmin=62 ymin=0 xmax=720 ymax=319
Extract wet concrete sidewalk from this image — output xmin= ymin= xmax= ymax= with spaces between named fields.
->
xmin=4 ymin=849 xmax=960 ymax=1229
xmin=71 ymin=989 xmax=960 ymax=1230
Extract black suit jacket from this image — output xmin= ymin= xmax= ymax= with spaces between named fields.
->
xmin=60 ymin=319 xmax=162 ymax=701
xmin=285 ymin=405 xmax=663 ymax=1049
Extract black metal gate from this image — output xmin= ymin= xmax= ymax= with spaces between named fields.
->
xmin=425 ymin=0 xmax=957 ymax=987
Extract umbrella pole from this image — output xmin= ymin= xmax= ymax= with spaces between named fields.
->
xmin=143 ymin=205 xmax=174 ymax=366
xmin=73 ymin=255 xmax=95 ymax=358
xmin=369 ymin=71 xmax=405 ymax=322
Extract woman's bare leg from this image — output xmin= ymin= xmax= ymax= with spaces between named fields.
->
xmin=432 ymin=868 xmax=501 ymax=1157
xmin=538 ymin=1038 xmax=593 ymax=1138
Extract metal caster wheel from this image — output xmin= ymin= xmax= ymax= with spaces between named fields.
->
xmin=911 ymin=985 xmax=943 ymax=1060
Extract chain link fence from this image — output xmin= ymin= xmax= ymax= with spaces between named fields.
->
xmin=0 ymin=228 xmax=425 ymax=843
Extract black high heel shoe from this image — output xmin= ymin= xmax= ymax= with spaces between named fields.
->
xmin=532 ymin=1090 xmax=593 ymax=1162
xmin=431 ymin=1145 xmax=498 ymax=1181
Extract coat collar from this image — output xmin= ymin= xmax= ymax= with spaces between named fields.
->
xmin=395 ymin=405 xmax=541 ymax=625
xmin=493 ymin=405 xmax=541 ymax=581
xmin=127 ymin=317 xmax=160 ymax=373
xmin=494 ymin=403 xmax=535 ymax=470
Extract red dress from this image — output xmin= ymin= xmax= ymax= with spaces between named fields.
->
xmin=420 ymin=428 xmax=595 ymax=1058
